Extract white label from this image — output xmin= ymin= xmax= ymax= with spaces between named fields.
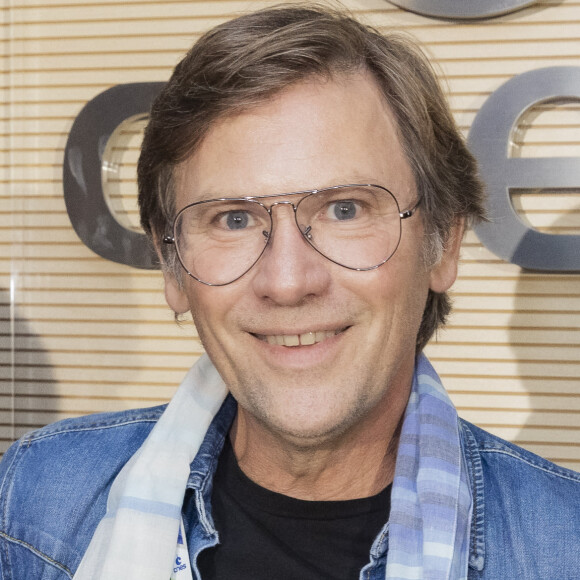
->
xmin=170 ymin=520 xmax=194 ymax=580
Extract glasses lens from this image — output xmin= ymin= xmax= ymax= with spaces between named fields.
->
xmin=174 ymin=199 xmax=271 ymax=285
xmin=296 ymin=185 xmax=402 ymax=270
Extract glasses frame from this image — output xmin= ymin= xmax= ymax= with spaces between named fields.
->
xmin=163 ymin=183 xmax=420 ymax=286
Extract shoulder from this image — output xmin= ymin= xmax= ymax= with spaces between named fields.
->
xmin=15 ymin=404 xmax=165 ymax=444
xmin=459 ymin=417 xmax=580 ymax=486
xmin=0 ymin=405 xmax=166 ymax=504
xmin=459 ymin=419 xmax=580 ymax=578
xmin=0 ymin=405 xmax=165 ymax=579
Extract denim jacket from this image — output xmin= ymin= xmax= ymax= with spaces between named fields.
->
xmin=1 ymin=395 xmax=579 ymax=579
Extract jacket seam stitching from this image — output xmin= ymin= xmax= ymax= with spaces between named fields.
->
xmin=23 ymin=417 xmax=160 ymax=443
xmin=0 ymin=445 xmax=22 ymax=532
xmin=460 ymin=421 xmax=485 ymax=570
xmin=195 ymin=425 xmax=230 ymax=537
xmin=0 ymin=441 xmax=26 ymax=580
xmin=0 ymin=527 xmax=10 ymax=580
xmin=465 ymin=432 xmax=479 ymax=562
xmin=480 ymin=449 xmax=580 ymax=483
xmin=365 ymin=524 xmax=388 ymax=579
xmin=0 ymin=531 xmax=73 ymax=578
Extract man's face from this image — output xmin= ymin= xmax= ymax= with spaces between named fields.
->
xmin=165 ymin=72 xmax=460 ymax=446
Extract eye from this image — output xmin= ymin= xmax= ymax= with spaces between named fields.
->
xmin=218 ymin=210 xmax=255 ymax=230
xmin=327 ymin=200 xmax=360 ymax=221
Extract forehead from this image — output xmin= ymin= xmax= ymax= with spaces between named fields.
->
xmin=175 ymin=72 xmax=416 ymax=207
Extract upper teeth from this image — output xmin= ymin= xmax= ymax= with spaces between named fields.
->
xmin=265 ymin=330 xmax=338 ymax=347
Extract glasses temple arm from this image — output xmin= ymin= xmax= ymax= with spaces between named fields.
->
xmin=399 ymin=197 xmax=422 ymax=220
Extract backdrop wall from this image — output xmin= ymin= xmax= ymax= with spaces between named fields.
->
xmin=1 ymin=0 xmax=579 ymax=469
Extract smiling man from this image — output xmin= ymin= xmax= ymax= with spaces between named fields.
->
xmin=167 ymin=74 xmax=438 ymax=495
xmin=1 ymin=5 xmax=579 ymax=580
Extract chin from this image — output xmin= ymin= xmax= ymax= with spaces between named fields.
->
xmin=262 ymin=405 xmax=367 ymax=447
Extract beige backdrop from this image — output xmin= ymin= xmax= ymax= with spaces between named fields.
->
xmin=1 ymin=0 xmax=579 ymax=469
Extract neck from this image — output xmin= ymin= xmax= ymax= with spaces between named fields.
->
xmin=229 ymin=392 xmax=407 ymax=501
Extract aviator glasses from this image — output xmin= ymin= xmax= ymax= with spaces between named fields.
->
xmin=163 ymin=184 xmax=420 ymax=286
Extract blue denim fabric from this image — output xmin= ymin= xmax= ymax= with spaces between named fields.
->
xmin=1 ymin=395 xmax=579 ymax=579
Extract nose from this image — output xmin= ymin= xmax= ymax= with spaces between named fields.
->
xmin=250 ymin=202 xmax=331 ymax=305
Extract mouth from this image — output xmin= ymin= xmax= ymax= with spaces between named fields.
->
xmin=254 ymin=328 xmax=347 ymax=347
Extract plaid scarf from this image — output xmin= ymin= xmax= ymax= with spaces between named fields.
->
xmin=74 ymin=354 xmax=471 ymax=580
xmin=385 ymin=354 xmax=472 ymax=579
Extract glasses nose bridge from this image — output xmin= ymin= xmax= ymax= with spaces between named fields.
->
xmin=265 ymin=199 xmax=301 ymax=234
xmin=267 ymin=199 xmax=299 ymax=214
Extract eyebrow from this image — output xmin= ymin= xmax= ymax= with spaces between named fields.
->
xmin=183 ymin=177 xmax=386 ymax=202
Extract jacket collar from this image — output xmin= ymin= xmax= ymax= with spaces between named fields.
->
xmin=459 ymin=419 xmax=486 ymax=572
xmin=186 ymin=394 xmax=237 ymax=491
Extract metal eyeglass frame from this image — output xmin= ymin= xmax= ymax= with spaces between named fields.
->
xmin=163 ymin=183 xmax=421 ymax=286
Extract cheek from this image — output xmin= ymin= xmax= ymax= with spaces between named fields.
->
xmin=190 ymin=294 xmax=219 ymax=340
xmin=188 ymin=285 xmax=242 ymax=350
xmin=365 ymin=260 xmax=430 ymax=337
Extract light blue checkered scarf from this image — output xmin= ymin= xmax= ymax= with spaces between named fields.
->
xmin=386 ymin=354 xmax=472 ymax=579
xmin=74 ymin=354 xmax=471 ymax=580
xmin=73 ymin=355 xmax=228 ymax=580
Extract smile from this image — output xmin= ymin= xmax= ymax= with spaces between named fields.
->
xmin=255 ymin=329 xmax=344 ymax=347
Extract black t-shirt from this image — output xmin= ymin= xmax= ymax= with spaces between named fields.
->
xmin=196 ymin=438 xmax=391 ymax=580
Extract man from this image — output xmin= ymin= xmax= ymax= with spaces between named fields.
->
xmin=1 ymin=5 xmax=579 ymax=580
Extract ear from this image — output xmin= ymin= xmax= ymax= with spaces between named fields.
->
xmin=153 ymin=233 xmax=191 ymax=314
xmin=429 ymin=218 xmax=464 ymax=293
xmin=163 ymin=272 xmax=190 ymax=314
